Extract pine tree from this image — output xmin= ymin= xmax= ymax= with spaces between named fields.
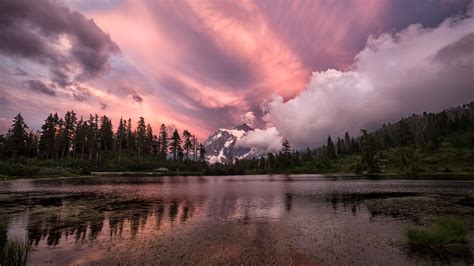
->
xmin=59 ymin=111 xmax=77 ymax=159
xmin=182 ymin=130 xmax=193 ymax=160
xmin=326 ymin=135 xmax=336 ymax=159
xmin=86 ymin=114 xmax=99 ymax=161
xmin=281 ymin=138 xmax=291 ymax=155
xmin=75 ymin=117 xmax=87 ymax=160
xmin=336 ymin=137 xmax=344 ymax=155
xmin=116 ymin=118 xmax=126 ymax=163
xmin=39 ymin=114 xmax=57 ymax=159
xmin=126 ymin=118 xmax=134 ymax=151
xmin=359 ymin=130 xmax=379 ymax=173
xmin=145 ymin=124 xmax=154 ymax=155
xmin=199 ymin=143 xmax=206 ymax=162
xmin=344 ymin=132 xmax=351 ymax=154
xmin=98 ymin=116 xmax=113 ymax=151
xmin=170 ymin=129 xmax=181 ymax=160
xmin=136 ymin=117 xmax=146 ymax=159
xmin=158 ymin=124 xmax=168 ymax=160
xmin=5 ymin=113 xmax=29 ymax=161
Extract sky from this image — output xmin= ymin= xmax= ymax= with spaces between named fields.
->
xmin=0 ymin=0 xmax=473 ymax=148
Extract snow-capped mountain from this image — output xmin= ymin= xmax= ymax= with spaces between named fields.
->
xmin=203 ymin=123 xmax=257 ymax=164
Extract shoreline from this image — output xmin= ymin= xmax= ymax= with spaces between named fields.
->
xmin=3 ymin=171 xmax=474 ymax=181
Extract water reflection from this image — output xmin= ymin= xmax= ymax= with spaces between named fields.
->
xmin=22 ymin=196 xmax=199 ymax=247
xmin=0 ymin=176 xmax=473 ymax=265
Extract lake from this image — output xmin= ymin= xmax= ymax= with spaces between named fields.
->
xmin=1 ymin=175 xmax=473 ymax=265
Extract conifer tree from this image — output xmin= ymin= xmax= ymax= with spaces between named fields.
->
xmin=60 ymin=111 xmax=77 ymax=159
xmin=116 ymin=118 xmax=126 ymax=163
xmin=344 ymin=132 xmax=351 ymax=153
xmin=99 ymin=116 xmax=114 ymax=151
xmin=182 ymin=129 xmax=193 ymax=160
xmin=158 ymin=124 xmax=168 ymax=159
xmin=199 ymin=143 xmax=206 ymax=162
xmin=359 ymin=130 xmax=379 ymax=173
xmin=170 ymin=129 xmax=181 ymax=160
xmin=136 ymin=117 xmax=146 ymax=159
xmin=326 ymin=135 xmax=336 ymax=159
xmin=39 ymin=114 xmax=57 ymax=159
xmin=75 ymin=117 xmax=87 ymax=160
xmin=5 ymin=113 xmax=29 ymax=161
xmin=281 ymin=138 xmax=291 ymax=155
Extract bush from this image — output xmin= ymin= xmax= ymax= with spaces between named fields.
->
xmin=0 ymin=239 xmax=31 ymax=266
xmin=406 ymin=217 xmax=469 ymax=257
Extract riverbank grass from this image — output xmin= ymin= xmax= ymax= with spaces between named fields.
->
xmin=1 ymin=239 xmax=31 ymax=266
xmin=406 ymin=217 xmax=469 ymax=257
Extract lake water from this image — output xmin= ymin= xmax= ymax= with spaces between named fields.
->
xmin=1 ymin=175 xmax=473 ymax=265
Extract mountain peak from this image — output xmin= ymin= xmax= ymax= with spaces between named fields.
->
xmin=234 ymin=123 xmax=253 ymax=131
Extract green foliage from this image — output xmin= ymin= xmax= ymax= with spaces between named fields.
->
xmin=0 ymin=239 xmax=31 ymax=266
xmin=406 ymin=217 xmax=469 ymax=257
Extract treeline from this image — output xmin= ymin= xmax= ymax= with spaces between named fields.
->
xmin=207 ymin=102 xmax=474 ymax=175
xmin=0 ymin=111 xmax=207 ymax=176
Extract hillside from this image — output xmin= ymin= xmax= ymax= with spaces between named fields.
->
xmin=206 ymin=102 xmax=474 ymax=176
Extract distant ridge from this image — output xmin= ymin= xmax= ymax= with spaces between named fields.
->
xmin=234 ymin=123 xmax=253 ymax=131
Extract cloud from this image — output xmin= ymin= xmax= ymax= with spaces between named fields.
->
xmin=132 ymin=92 xmax=143 ymax=103
xmin=238 ymin=4 xmax=474 ymax=150
xmin=236 ymin=127 xmax=282 ymax=154
xmin=240 ymin=111 xmax=256 ymax=127
xmin=26 ymin=80 xmax=56 ymax=96
xmin=0 ymin=0 xmax=120 ymax=85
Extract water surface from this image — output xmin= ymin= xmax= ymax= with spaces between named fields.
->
xmin=1 ymin=175 xmax=473 ymax=265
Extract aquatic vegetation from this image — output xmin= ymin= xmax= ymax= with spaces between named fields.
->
xmin=0 ymin=239 xmax=31 ymax=266
xmin=406 ymin=217 xmax=470 ymax=257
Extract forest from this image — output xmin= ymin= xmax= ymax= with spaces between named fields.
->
xmin=0 ymin=102 xmax=473 ymax=178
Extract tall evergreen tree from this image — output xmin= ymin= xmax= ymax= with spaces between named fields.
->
xmin=38 ymin=114 xmax=57 ymax=159
xmin=5 ymin=113 xmax=29 ymax=161
xmin=326 ymin=135 xmax=336 ymax=159
xmin=59 ymin=111 xmax=77 ymax=159
xmin=116 ymin=118 xmax=126 ymax=163
xmin=75 ymin=117 xmax=87 ymax=160
xmin=170 ymin=129 xmax=181 ymax=160
xmin=359 ymin=130 xmax=379 ymax=173
xmin=199 ymin=143 xmax=206 ymax=162
xmin=344 ymin=132 xmax=351 ymax=154
xmin=99 ymin=116 xmax=114 ymax=151
xmin=136 ymin=117 xmax=147 ymax=159
xmin=158 ymin=124 xmax=168 ymax=159
xmin=145 ymin=124 xmax=154 ymax=155
xmin=281 ymin=138 xmax=291 ymax=155
xmin=182 ymin=130 xmax=193 ymax=160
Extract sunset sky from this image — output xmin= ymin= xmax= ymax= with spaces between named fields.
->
xmin=0 ymin=0 xmax=473 ymax=145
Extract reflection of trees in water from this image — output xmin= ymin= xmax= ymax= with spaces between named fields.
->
xmin=22 ymin=196 xmax=196 ymax=247
xmin=326 ymin=193 xmax=362 ymax=215
xmin=285 ymin=193 xmax=293 ymax=212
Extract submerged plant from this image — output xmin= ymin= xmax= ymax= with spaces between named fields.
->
xmin=406 ymin=217 xmax=470 ymax=257
xmin=0 ymin=239 xmax=31 ymax=266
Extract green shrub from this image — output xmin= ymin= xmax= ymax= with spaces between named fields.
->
xmin=406 ymin=217 xmax=469 ymax=257
xmin=0 ymin=239 xmax=31 ymax=266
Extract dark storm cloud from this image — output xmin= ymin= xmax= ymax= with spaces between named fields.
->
xmin=26 ymin=80 xmax=56 ymax=96
xmin=14 ymin=67 xmax=27 ymax=76
xmin=434 ymin=32 xmax=474 ymax=68
xmin=50 ymin=69 xmax=71 ymax=87
xmin=0 ymin=0 xmax=120 ymax=84
xmin=132 ymin=93 xmax=143 ymax=103
xmin=72 ymin=85 xmax=93 ymax=102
